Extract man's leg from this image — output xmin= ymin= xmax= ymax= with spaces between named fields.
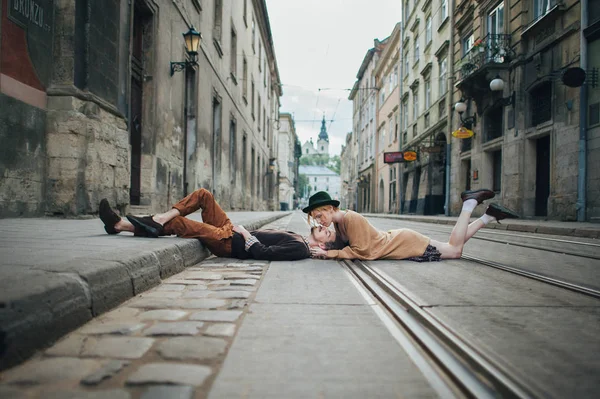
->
xmin=153 ymin=188 xmax=231 ymax=228
xmin=162 ymin=216 xmax=233 ymax=257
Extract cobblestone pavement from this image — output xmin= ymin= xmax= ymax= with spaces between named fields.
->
xmin=0 ymin=215 xmax=295 ymax=399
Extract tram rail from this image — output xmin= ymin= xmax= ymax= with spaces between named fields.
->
xmin=342 ymin=259 xmax=535 ymax=399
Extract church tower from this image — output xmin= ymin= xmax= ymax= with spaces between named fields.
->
xmin=317 ymin=115 xmax=329 ymax=155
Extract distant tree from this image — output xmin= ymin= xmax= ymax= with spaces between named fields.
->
xmin=299 ymin=154 xmax=329 ymax=166
xmin=328 ymin=155 xmax=341 ymax=175
xmin=298 ymin=174 xmax=309 ymax=198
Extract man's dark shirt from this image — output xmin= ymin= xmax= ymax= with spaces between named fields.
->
xmin=231 ymin=230 xmax=311 ymax=261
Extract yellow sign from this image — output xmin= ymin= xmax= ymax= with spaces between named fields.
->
xmin=403 ymin=151 xmax=417 ymax=161
xmin=452 ymin=127 xmax=474 ymax=139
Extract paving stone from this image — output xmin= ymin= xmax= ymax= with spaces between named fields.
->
xmin=99 ymin=308 xmax=141 ymax=322
xmin=81 ymin=336 xmax=155 ymax=359
xmin=213 ymin=286 xmax=255 ymax=292
xmin=209 ymin=290 xmax=252 ymax=299
xmin=204 ymin=323 xmax=236 ymax=337
xmin=0 ymin=386 xmax=28 ymax=399
xmin=46 ymin=334 xmax=87 ymax=357
xmin=221 ymin=273 xmax=260 ymax=280
xmin=81 ymin=360 xmax=130 ymax=385
xmin=167 ymin=279 xmax=208 ymax=285
xmin=126 ymin=363 xmax=211 ymax=386
xmin=182 ymin=290 xmax=211 ymax=298
xmin=143 ymin=322 xmax=204 ymax=336
xmin=46 ymin=389 xmax=131 ymax=399
xmin=79 ymin=322 xmax=147 ymax=335
xmin=207 ymin=280 xmax=231 ymax=287
xmin=229 ymin=279 xmax=258 ymax=286
xmin=138 ymin=309 xmax=189 ymax=321
xmin=127 ymin=298 xmax=228 ymax=309
xmin=2 ymin=357 xmax=102 ymax=385
xmin=141 ymin=385 xmax=194 ymax=399
xmin=157 ymin=337 xmax=227 ymax=361
xmin=187 ymin=284 xmax=209 ymax=291
xmin=141 ymin=291 xmax=182 ymax=298
xmin=156 ymin=284 xmax=186 ymax=291
xmin=227 ymin=300 xmax=247 ymax=309
xmin=183 ymin=272 xmax=223 ymax=280
xmin=189 ymin=310 xmax=243 ymax=322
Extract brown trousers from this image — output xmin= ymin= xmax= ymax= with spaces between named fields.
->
xmin=162 ymin=188 xmax=233 ymax=257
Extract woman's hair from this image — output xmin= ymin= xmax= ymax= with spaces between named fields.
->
xmin=307 ymin=204 xmax=339 ymax=226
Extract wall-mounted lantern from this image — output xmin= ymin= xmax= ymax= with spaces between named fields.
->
xmin=489 ymin=75 xmax=515 ymax=107
xmin=455 ymin=98 xmax=477 ymax=129
xmin=170 ymin=26 xmax=202 ymax=76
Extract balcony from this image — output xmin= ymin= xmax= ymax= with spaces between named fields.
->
xmin=457 ymin=34 xmax=512 ymax=82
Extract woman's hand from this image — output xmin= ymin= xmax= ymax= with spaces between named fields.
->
xmin=310 ymin=246 xmax=328 ymax=259
xmin=233 ymin=225 xmax=250 ymax=239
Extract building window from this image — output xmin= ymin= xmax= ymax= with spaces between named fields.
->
xmin=530 ymin=82 xmax=552 ymax=126
xmin=461 ymin=137 xmax=472 ymax=152
xmin=389 ymin=166 xmax=397 ymax=210
xmin=441 ymin=0 xmax=448 ymax=22
xmin=258 ymin=42 xmax=262 ymax=71
xmin=425 ymin=77 xmax=431 ymax=109
xmin=251 ymin=79 xmax=255 ymax=119
xmin=492 ymin=150 xmax=502 ymax=193
xmin=414 ymin=35 xmax=420 ymax=64
xmin=314 ymin=177 xmax=317 ymax=182
xmin=394 ymin=66 xmax=398 ymax=86
xmin=485 ymin=106 xmax=504 ymax=141
xmin=413 ymin=124 xmax=418 ymax=138
xmin=426 ymin=15 xmax=432 ymax=45
xmin=257 ymin=96 xmax=261 ymax=130
xmin=424 ymin=113 xmax=430 ymax=129
xmin=213 ymin=0 xmax=222 ymax=42
xmin=243 ymin=0 xmax=248 ymax=26
xmin=404 ymin=0 xmax=410 ymax=22
xmin=403 ymin=131 xmax=408 ymax=144
xmin=388 ymin=117 xmax=393 ymax=144
xmin=251 ymin=16 xmax=256 ymax=52
xmin=263 ymin=59 xmax=267 ymax=87
xmin=462 ymin=33 xmax=474 ymax=57
xmin=242 ymin=55 xmax=248 ymax=101
xmin=439 ymin=58 xmax=447 ymax=97
xmin=379 ymin=127 xmax=386 ymax=151
xmin=212 ymin=95 xmax=222 ymax=184
xmin=534 ymin=0 xmax=555 ymax=19
xmin=489 ymin=2 xmax=505 ymax=35
xmin=230 ymin=118 xmax=237 ymax=184
xmin=230 ymin=28 xmax=237 ymax=78
xmin=439 ymin=98 xmax=447 ymax=116
xmin=402 ymin=98 xmax=409 ymax=130
xmin=404 ymin=49 xmax=410 ymax=77
xmin=413 ymin=89 xmax=419 ymax=120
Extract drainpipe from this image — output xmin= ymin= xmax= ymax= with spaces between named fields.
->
xmin=397 ymin=18 xmax=405 ymax=214
xmin=445 ymin=1 xmax=456 ymax=216
xmin=577 ymin=0 xmax=588 ymax=221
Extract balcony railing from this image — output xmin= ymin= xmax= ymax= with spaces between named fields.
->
xmin=458 ymin=34 xmax=512 ymax=81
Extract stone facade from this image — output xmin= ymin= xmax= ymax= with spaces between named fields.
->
xmin=277 ymin=113 xmax=300 ymax=211
xmin=450 ymin=0 xmax=596 ymax=221
xmin=0 ymin=0 xmax=283 ymax=217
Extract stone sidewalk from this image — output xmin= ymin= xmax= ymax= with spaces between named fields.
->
xmin=363 ymin=213 xmax=600 ymax=238
xmin=0 ymin=211 xmax=290 ymax=371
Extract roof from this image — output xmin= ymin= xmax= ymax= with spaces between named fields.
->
xmin=299 ymin=166 xmax=340 ymax=176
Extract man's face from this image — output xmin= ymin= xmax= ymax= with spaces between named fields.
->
xmin=312 ymin=225 xmax=336 ymax=246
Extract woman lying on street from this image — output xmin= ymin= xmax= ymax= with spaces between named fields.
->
xmin=305 ymin=190 xmax=519 ymax=262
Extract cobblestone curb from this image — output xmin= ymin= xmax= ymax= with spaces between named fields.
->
xmin=0 ymin=214 xmax=288 ymax=371
xmin=363 ymin=214 xmax=600 ymax=239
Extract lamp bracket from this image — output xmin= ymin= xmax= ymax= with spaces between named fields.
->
xmin=170 ymin=58 xmax=197 ymax=76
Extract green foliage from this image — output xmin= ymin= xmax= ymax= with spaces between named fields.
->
xmin=298 ymin=174 xmax=309 ymax=197
xmin=300 ymin=154 xmax=341 ymax=174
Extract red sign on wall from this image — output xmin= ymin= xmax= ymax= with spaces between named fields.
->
xmin=384 ymin=151 xmax=417 ymax=163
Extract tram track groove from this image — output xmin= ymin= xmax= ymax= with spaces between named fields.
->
xmin=342 ymin=260 xmax=535 ymax=399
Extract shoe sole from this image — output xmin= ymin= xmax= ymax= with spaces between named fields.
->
xmin=126 ymin=215 xmax=160 ymax=238
xmin=100 ymin=199 xmax=120 ymax=234
xmin=488 ymin=204 xmax=520 ymax=219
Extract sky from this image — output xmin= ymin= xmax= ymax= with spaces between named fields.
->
xmin=265 ymin=0 xmax=402 ymax=156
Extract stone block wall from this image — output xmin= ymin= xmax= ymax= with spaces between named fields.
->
xmin=45 ymin=96 xmax=129 ymax=215
xmin=0 ymin=94 xmax=47 ymax=217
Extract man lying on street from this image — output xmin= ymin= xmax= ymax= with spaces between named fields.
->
xmin=99 ymin=188 xmax=327 ymax=261
xmin=306 ymin=189 xmax=519 ymax=261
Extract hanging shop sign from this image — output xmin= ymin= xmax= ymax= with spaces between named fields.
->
xmin=384 ymin=151 xmax=417 ymax=163
xmin=452 ymin=127 xmax=474 ymax=139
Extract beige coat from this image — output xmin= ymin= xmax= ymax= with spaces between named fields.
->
xmin=326 ymin=211 xmax=430 ymax=260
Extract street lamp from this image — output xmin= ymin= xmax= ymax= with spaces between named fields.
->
xmin=170 ymin=26 xmax=202 ymax=76
xmin=489 ymin=75 xmax=515 ymax=107
xmin=455 ymin=98 xmax=476 ymax=129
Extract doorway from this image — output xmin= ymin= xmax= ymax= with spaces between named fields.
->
xmin=378 ymin=179 xmax=385 ymax=212
xmin=535 ymin=135 xmax=550 ymax=216
xmin=129 ymin=4 xmax=145 ymax=205
xmin=410 ymin=167 xmax=421 ymax=213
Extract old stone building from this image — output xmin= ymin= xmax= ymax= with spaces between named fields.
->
xmin=340 ymin=131 xmax=357 ymax=210
xmin=277 ymin=112 xmax=300 ymax=211
xmin=451 ymin=0 xmax=596 ymax=221
xmin=0 ymin=0 xmax=282 ymax=217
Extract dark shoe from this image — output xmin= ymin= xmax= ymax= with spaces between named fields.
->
xmin=126 ymin=215 xmax=164 ymax=238
xmin=461 ymin=189 xmax=495 ymax=204
xmin=99 ymin=199 xmax=121 ymax=234
xmin=485 ymin=203 xmax=520 ymax=223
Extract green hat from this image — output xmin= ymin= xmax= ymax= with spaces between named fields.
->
xmin=302 ymin=191 xmax=340 ymax=214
